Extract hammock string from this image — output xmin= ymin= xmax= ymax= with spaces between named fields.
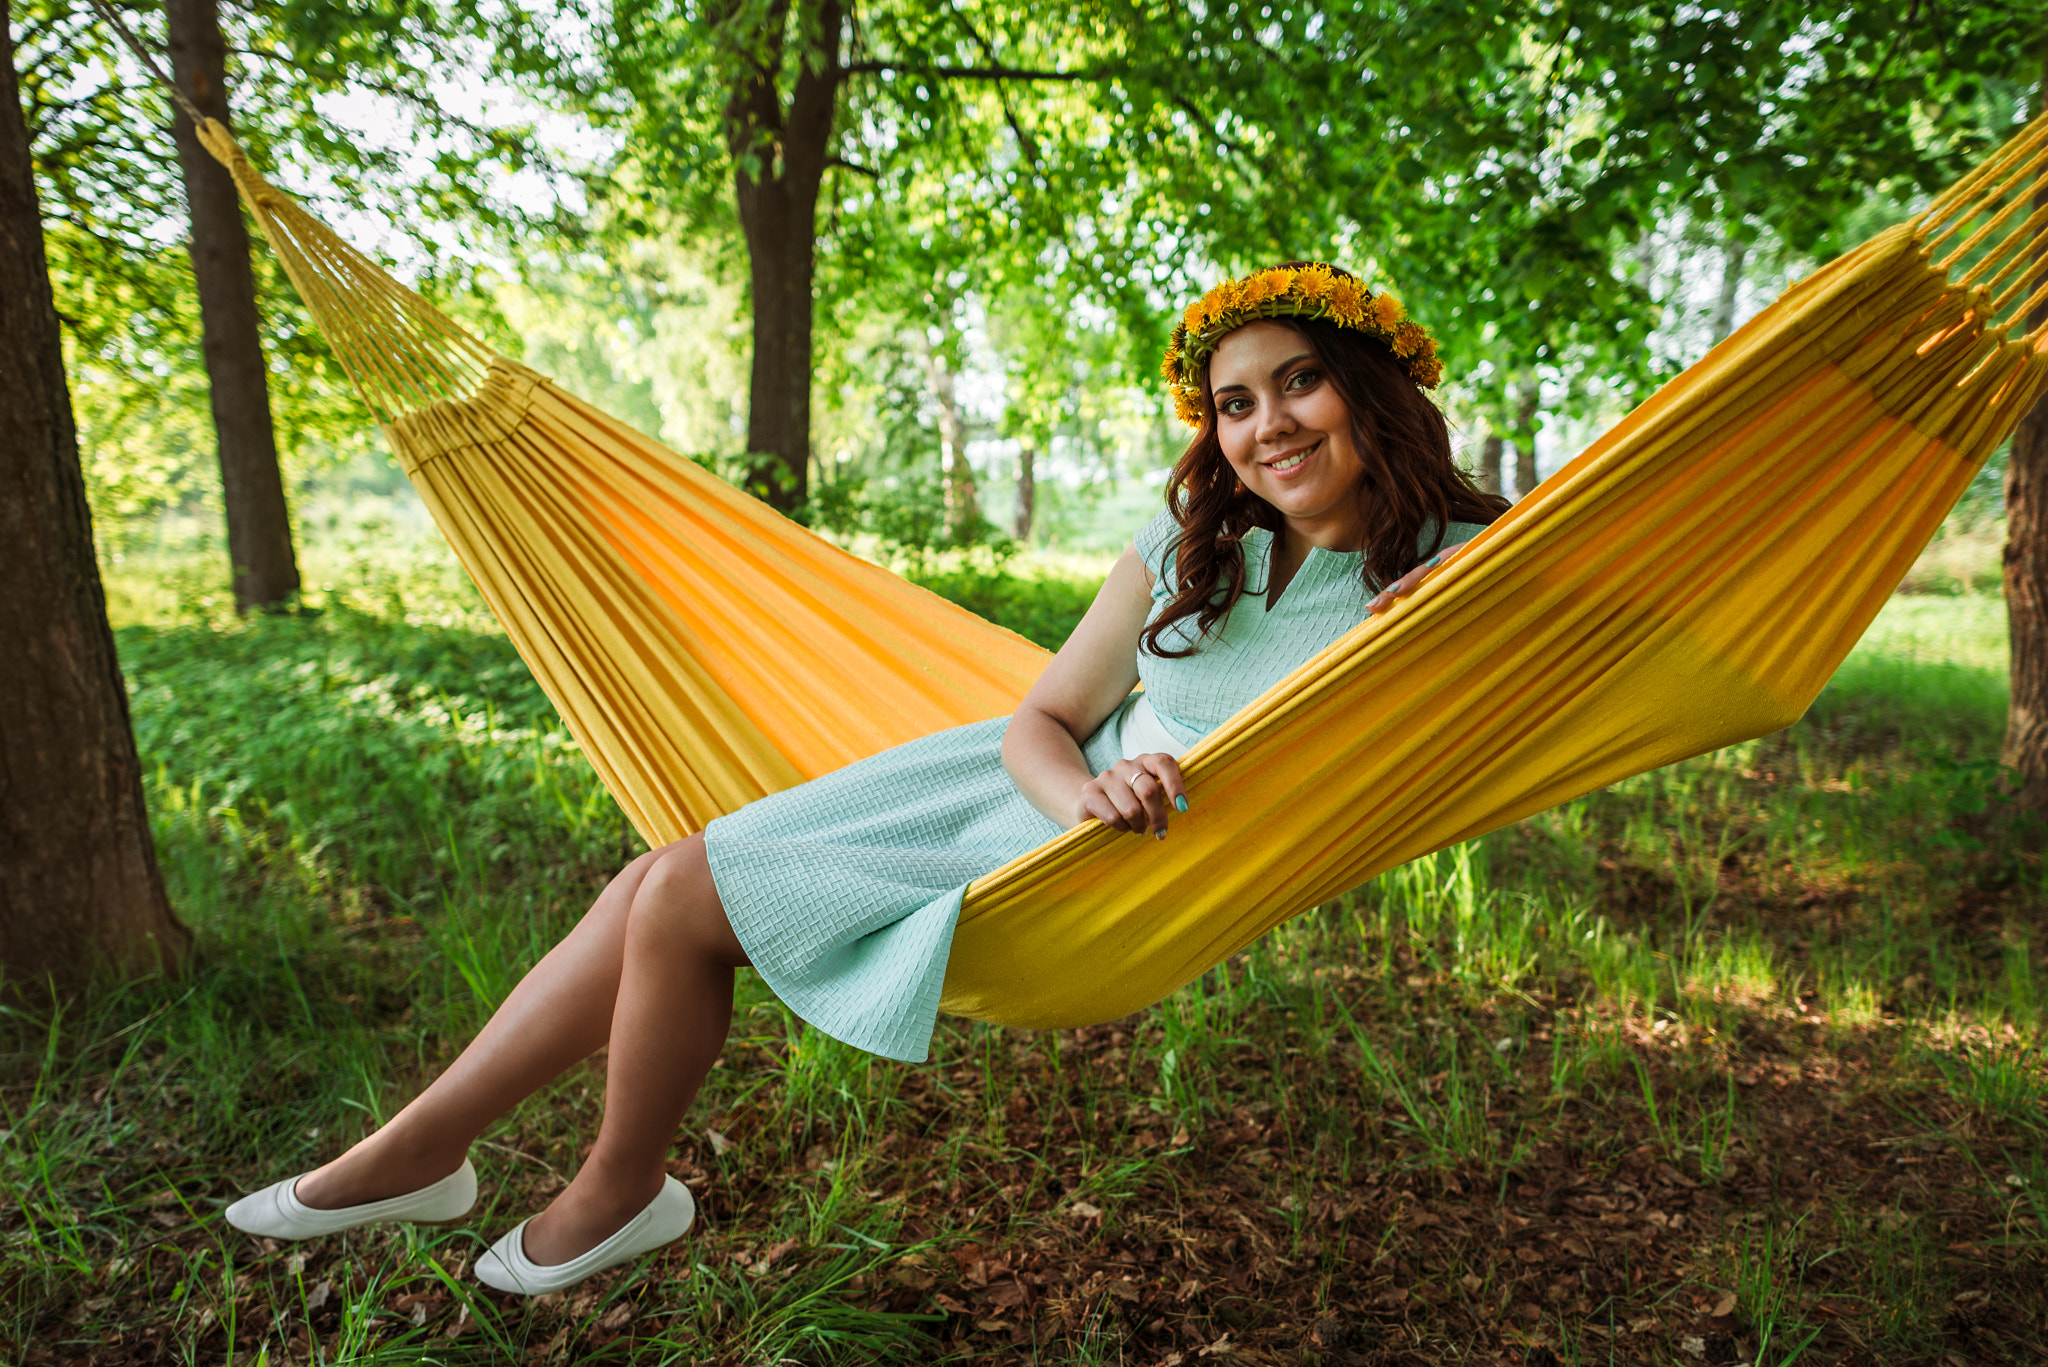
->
xmin=124 ymin=107 xmax=2048 ymax=1030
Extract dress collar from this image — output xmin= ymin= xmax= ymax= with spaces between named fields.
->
xmin=1245 ymin=527 xmax=1363 ymax=606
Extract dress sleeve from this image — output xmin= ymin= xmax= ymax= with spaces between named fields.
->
xmin=1418 ymin=518 xmax=1491 ymax=558
xmin=1440 ymin=520 xmax=1491 ymax=551
xmin=1131 ymin=508 xmax=1183 ymax=593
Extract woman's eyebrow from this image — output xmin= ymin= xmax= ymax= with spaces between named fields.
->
xmin=1213 ymin=353 xmax=1315 ymax=396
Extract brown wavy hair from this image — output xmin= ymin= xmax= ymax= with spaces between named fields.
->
xmin=1141 ymin=309 xmax=1508 ymax=659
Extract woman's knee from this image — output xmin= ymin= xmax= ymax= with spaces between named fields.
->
xmin=627 ymin=834 xmax=748 ymax=968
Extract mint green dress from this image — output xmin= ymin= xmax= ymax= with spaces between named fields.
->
xmin=703 ymin=509 xmax=1487 ymax=1061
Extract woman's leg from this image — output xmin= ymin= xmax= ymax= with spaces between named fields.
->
xmin=515 ymin=834 xmax=746 ymax=1264
xmin=293 ymin=833 xmax=737 ymax=1214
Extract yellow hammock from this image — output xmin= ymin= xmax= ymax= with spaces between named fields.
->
xmin=194 ymin=117 xmax=2048 ymax=1032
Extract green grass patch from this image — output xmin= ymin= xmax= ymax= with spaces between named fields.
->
xmin=3 ymin=532 xmax=2043 ymax=1364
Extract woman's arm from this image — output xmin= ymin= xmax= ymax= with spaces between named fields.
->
xmin=1002 ymin=545 xmax=1188 ymax=837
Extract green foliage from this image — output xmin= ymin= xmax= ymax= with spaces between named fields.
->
xmin=34 ymin=0 xmax=2048 ymax=562
xmin=906 ymin=557 xmax=1097 ymax=649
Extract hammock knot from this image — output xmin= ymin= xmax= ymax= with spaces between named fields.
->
xmin=196 ymin=119 xmax=251 ymax=181
xmin=193 ymin=116 xmax=297 ymax=220
xmin=388 ymin=360 xmax=543 ymax=476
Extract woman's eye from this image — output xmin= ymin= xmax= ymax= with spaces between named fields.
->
xmin=1286 ymin=368 xmax=1320 ymax=390
xmin=1220 ymin=397 xmax=1252 ymax=416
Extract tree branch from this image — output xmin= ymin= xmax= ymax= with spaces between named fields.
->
xmin=942 ymin=6 xmax=1043 ymax=167
xmin=842 ymin=60 xmax=1102 ymax=82
xmin=1173 ymin=95 xmax=1243 ymax=158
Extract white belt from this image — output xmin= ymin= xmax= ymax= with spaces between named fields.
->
xmin=1118 ymin=694 xmax=1189 ymax=762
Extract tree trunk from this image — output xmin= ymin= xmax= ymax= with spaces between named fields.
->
xmin=0 ymin=28 xmax=186 ymax=989
xmin=2004 ymin=51 xmax=2048 ymax=818
xmin=726 ymin=0 xmax=843 ymax=513
xmin=165 ymin=0 xmax=299 ymax=612
xmin=925 ymin=346 xmax=978 ymax=541
xmin=1710 ymin=233 xmax=1748 ymax=344
xmin=1512 ymin=379 xmax=1540 ymax=500
xmin=2007 ymin=405 xmax=2048 ymax=812
xmin=1477 ymin=432 xmax=1503 ymax=495
xmin=1014 ymin=441 xmax=1037 ymax=541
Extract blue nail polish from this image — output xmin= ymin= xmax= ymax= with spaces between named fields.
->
xmin=1175 ymin=795 xmax=1189 ymax=813
xmin=1154 ymin=829 xmax=1166 ymax=840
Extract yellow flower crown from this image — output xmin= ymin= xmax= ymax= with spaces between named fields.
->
xmin=1161 ymin=262 xmax=1444 ymax=426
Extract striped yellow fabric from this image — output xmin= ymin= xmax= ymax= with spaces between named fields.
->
xmin=197 ymin=116 xmax=2048 ymax=1031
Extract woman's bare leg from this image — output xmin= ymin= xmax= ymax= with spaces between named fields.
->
xmin=292 ymin=833 xmax=737 ymax=1214
xmin=515 ymin=834 xmax=746 ymax=1264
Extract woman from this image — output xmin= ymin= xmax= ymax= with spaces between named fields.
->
xmin=224 ymin=263 xmax=1509 ymax=1294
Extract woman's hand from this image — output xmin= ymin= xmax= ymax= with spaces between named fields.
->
xmin=1076 ymin=753 xmax=1188 ymax=839
xmin=1366 ymin=542 xmax=1468 ymax=616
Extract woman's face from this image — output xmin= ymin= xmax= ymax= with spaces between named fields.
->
xmin=1208 ymin=321 xmax=1366 ymax=537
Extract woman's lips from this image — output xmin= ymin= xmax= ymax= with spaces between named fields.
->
xmin=1262 ymin=439 xmax=1321 ymax=478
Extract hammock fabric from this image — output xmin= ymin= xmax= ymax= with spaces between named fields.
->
xmin=196 ymin=117 xmax=2048 ymax=1032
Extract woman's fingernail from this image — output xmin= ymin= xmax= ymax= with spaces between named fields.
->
xmin=1154 ymin=828 xmax=1166 ymax=840
xmin=1175 ymin=795 xmax=1189 ymax=813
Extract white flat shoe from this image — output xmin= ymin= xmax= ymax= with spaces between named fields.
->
xmin=224 ymin=1159 xmax=478 ymax=1240
xmin=474 ymin=1175 xmax=695 ymax=1295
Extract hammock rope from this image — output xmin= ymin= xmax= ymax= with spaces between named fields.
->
xmin=186 ymin=114 xmax=2048 ymax=1032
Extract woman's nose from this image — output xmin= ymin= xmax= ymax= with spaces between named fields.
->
xmin=1255 ymin=401 xmax=1298 ymax=444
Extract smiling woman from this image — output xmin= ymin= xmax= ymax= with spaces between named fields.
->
xmin=225 ymin=257 xmax=1505 ymax=1299
xmin=1150 ymin=264 xmax=1508 ymax=660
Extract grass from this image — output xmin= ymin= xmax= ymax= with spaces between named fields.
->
xmin=2 ymin=508 xmax=2045 ymax=1365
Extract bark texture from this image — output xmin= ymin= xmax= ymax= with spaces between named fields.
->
xmin=2007 ymin=401 xmax=2048 ymax=813
xmin=166 ymin=0 xmax=299 ymax=611
xmin=0 ymin=31 xmax=186 ymax=988
xmin=925 ymin=346 xmax=979 ymax=540
xmin=1710 ymin=235 xmax=1748 ymax=344
xmin=1477 ymin=433 xmax=1503 ymax=495
xmin=726 ymin=0 xmax=844 ymax=511
xmin=1512 ymin=381 xmax=1540 ymax=500
xmin=1013 ymin=441 xmax=1037 ymax=541
xmin=2002 ymin=53 xmax=2048 ymax=817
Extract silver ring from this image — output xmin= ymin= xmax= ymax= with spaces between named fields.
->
xmin=1125 ymin=770 xmax=1151 ymax=791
